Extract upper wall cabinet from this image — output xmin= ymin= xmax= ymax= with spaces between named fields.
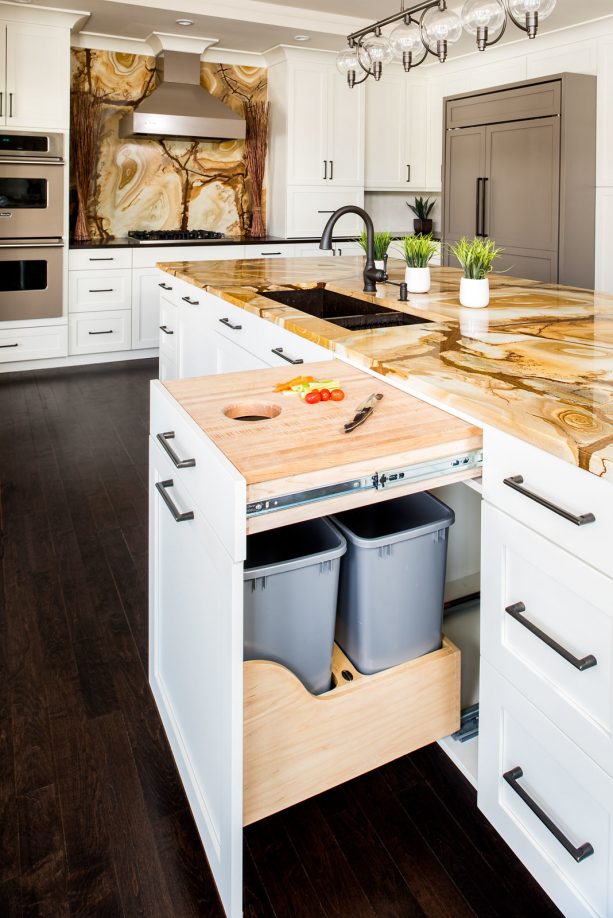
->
xmin=0 ymin=21 xmax=69 ymax=129
xmin=286 ymin=58 xmax=364 ymax=187
xmin=365 ymin=69 xmax=427 ymax=190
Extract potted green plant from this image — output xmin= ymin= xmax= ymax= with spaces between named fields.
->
xmin=357 ymin=230 xmax=392 ymax=271
xmin=398 ymin=233 xmax=439 ymax=293
xmin=448 ymin=237 xmax=502 ymax=308
xmin=407 ymin=196 xmax=435 ymax=235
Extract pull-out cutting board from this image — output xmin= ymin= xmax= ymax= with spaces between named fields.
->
xmin=164 ymin=361 xmax=483 ymax=530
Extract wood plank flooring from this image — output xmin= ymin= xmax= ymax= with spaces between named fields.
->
xmin=0 ymin=359 xmax=561 ymax=917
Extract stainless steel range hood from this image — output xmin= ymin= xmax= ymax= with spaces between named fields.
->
xmin=119 ymin=50 xmax=246 ymax=141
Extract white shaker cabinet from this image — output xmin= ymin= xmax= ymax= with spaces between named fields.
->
xmin=132 ymin=269 xmax=166 ymax=350
xmin=365 ymin=69 xmax=427 ymax=190
xmin=1 ymin=21 xmax=69 ymax=128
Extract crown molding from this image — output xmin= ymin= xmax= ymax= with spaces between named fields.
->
xmin=0 ymin=1 xmax=89 ymax=29
xmin=71 ymin=31 xmax=266 ymax=66
xmin=264 ymin=43 xmax=336 ymax=67
xmin=147 ymin=31 xmax=218 ymax=55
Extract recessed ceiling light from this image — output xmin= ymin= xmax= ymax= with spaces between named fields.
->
xmin=293 ymin=34 xmax=310 ymax=41
xmin=176 ymin=19 xmax=194 ymax=26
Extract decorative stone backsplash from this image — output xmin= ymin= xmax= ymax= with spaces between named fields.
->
xmin=71 ymin=48 xmax=267 ymax=239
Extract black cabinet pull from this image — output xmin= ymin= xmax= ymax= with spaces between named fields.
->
xmin=503 ymin=475 xmax=596 ymax=526
xmin=318 ymin=210 xmax=336 ymax=214
xmin=503 ymin=767 xmax=594 ymax=863
xmin=9 ymin=93 xmax=13 ymax=118
xmin=88 ymin=330 xmax=113 ymax=335
xmin=155 ymin=479 xmax=194 ymax=522
xmin=476 ymin=178 xmax=482 ymax=236
xmin=159 ymin=325 xmax=174 ymax=335
xmin=88 ymin=257 xmax=114 ymax=262
xmin=181 ymin=296 xmax=199 ymax=305
xmin=0 ymin=92 xmax=3 ymax=118
xmin=89 ymin=288 xmax=114 ymax=293
xmin=481 ymin=177 xmax=488 ymax=237
xmin=156 ymin=432 xmax=196 ymax=469
xmin=329 ymin=160 xmax=334 ymax=180
xmin=323 ymin=160 xmax=328 ymax=180
xmin=271 ymin=347 xmax=303 ymax=365
xmin=259 ymin=252 xmax=282 ymax=256
xmin=0 ymin=342 xmax=18 ymax=348
xmin=219 ymin=317 xmax=242 ymax=331
xmin=505 ymin=602 xmax=597 ymax=671
xmin=159 ymin=282 xmax=173 ymax=290
xmin=407 ymin=164 xmax=411 ymax=182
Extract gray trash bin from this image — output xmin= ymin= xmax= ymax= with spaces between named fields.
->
xmin=330 ymin=492 xmax=455 ymax=675
xmin=243 ymin=517 xmax=346 ymax=695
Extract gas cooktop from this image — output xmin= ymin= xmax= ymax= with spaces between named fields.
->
xmin=128 ymin=230 xmax=225 ymax=244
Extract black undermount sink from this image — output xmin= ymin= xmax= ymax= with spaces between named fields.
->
xmin=262 ymin=287 xmax=433 ymax=332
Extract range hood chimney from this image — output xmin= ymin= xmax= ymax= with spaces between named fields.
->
xmin=119 ymin=37 xmax=246 ymax=142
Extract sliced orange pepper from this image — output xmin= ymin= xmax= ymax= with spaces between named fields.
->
xmin=274 ymin=375 xmax=315 ymax=392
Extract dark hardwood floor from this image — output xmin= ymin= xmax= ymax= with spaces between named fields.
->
xmin=0 ymin=359 xmax=561 ymax=917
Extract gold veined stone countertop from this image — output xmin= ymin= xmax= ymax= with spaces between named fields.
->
xmin=157 ymin=256 xmax=613 ymax=482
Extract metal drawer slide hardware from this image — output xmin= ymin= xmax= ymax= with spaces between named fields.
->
xmin=505 ymin=602 xmax=597 ymax=671
xmin=452 ymin=703 xmax=479 ymax=743
xmin=156 ymin=431 xmax=196 ymax=469
xmin=246 ymin=449 xmax=483 ymax=517
xmin=503 ymin=767 xmax=595 ymax=863
xmin=503 ymin=475 xmax=596 ymax=526
xmin=155 ymin=479 xmax=194 ymax=522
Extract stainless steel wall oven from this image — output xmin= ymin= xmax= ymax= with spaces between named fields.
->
xmin=0 ymin=130 xmax=65 ymax=321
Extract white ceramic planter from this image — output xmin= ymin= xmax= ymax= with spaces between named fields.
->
xmin=460 ymin=277 xmax=490 ymax=308
xmin=405 ymin=266 xmax=430 ymax=293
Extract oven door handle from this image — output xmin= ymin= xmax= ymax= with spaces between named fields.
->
xmin=0 ymin=157 xmax=64 ymax=165
xmin=0 ymin=241 xmax=64 ymax=249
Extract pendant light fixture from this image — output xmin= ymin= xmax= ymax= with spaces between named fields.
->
xmin=336 ymin=0 xmax=557 ymax=87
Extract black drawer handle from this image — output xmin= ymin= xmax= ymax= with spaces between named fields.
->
xmin=182 ymin=296 xmax=199 ymax=305
xmin=505 ymin=602 xmax=597 ymax=672
xmin=0 ymin=342 xmax=18 ymax=348
xmin=159 ymin=282 xmax=173 ymax=290
xmin=503 ymin=767 xmax=594 ymax=863
xmin=88 ymin=330 xmax=113 ymax=335
xmin=88 ymin=257 xmax=114 ymax=261
xmin=271 ymin=347 xmax=303 ymax=365
xmin=318 ymin=210 xmax=336 ymax=214
xmin=260 ymin=252 xmax=282 ymax=256
xmin=156 ymin=431 xmax=196 ymax=469
xmin=503 ymin=476 xmax=596 ymax=527
xmin=219 ymin=317 xmax=242 ymax=331
xmin=155 ymin=479 xmax=194 ymax=522
xmin=159 ymin=325 xmax=174 ymax=335
xmin=89 ymin=288 xmax=114 ymax=293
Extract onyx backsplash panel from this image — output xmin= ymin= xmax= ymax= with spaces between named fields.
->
xmin=70 ymin=48 xmax=267 ymax=239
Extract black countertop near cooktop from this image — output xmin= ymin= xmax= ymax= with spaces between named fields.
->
xmin=69 ymin=232 xmax=442 ymax=250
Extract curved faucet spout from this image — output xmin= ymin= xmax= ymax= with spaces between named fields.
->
xmin=319 ymin=205 xmax=387 ymax=293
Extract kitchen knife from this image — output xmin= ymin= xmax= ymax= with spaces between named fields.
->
xmin=343 ymin=392 xmax=384 ymax=433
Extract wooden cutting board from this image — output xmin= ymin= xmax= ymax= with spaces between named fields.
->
xmin=164 ymin=360 xmax=482 ymax=489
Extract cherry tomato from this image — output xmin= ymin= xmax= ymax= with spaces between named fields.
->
xmin=319 ymin=388 xmax=331 ymax=401
xmin=330 ymin=389 xmax=345 ymax=401
xmin=305 ymin=390 xmax=322 ymax=404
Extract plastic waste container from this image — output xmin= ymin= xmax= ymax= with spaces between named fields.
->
xmin=243 ymin=517 xmax=346 ymax=695
xmin=331 ymin=492 xmax=455 ymax=674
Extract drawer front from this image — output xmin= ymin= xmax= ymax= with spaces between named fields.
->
xmin=0 ymin=324 xmax=67 ymax=363
xmin=478 ymin=661 xmax=613 ymax=918
xmin=294 ymin=243 xmax=334 ymax=258
xmin=287 ymin=187 xmax=364 ymax=237
xmin=159 ymin=298 xmax=178 ymax=361
xmin=69 ymin=249 xmax=132 ymax=271
xmin=69 ymin=269 xmax=131 ymax=312
xmin=134 ymin=244 xmax=246 ymax=269
xmin=69 ymin=310 xmax=132 ymax=355
xmin=243 ymin=243 xmax=296 ymax=259
xmin=482 ymin=427 xmax=612 ymax=578
xmin=159 ymin=353 xmax=177 ymax=383
xmin=482 ymin=503 xmax=613 ymax=774
xmin=447 ymin=81 xmax=561 ymax=129
xmin=150 ymin=382 xmax=244 ymax=558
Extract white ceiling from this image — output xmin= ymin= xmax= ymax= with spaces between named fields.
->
xmin=4 ymin=0 xmax=613 ymax=54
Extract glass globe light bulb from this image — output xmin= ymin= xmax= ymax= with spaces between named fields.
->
xmin=358 ymin=34 xmax=395 ymax=69
xmin=422 ymin=7 xmax=463 ymax=46
xmin=462 ymin=0 xmax=506 ymax=35
xmin=390 ymin=22 xmax=423 ymax=56
xmin=508 ymin=0 xmax=556 ymax=18
xmin=336 ymin=46 xmax=360 ymax=76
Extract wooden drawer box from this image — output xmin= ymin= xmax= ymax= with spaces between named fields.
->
xmin=482 ymin=427 xmax=612 ymax=578
xmin=481 ymin=503 xmax=613 ymax=777
xmin=69 ymin=248 xmax=132 ymax=271
xmin=479 ymin=660 xmax=613 ymax=918
xmin=69 ymin=269 xmax=131 ymax=312
xmin=0 ymin=324 xmax=67 ymax=363
xmin=69 ymin=310 xmax=131 ymax=355
xmin=244 ymin=637 xmax=460 ymax=825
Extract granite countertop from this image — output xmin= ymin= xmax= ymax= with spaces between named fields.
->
xmin=157 ymin=256 xmax=613 ymax=482
xmin=69 ymin=233 xmax=440 ymax=250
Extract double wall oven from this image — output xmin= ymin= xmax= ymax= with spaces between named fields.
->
xmin=0 ymin=130 xmax=65 ymax=321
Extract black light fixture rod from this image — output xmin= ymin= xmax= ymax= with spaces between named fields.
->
xmin=347 ymin=0 xmax=439 ymax=44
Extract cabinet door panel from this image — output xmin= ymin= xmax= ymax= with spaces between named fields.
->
xmin=365 ymin=70 xmax=406 ymax=188
xmin=132 ymin=269 xmax=161 ymax=349
xmin=485 ymin=117 xmax=560 ymax=252
xmin=215 ymin=332 xmax=271 ymax=374
xmin=328 ymin=68 xmax=364 ymax=186
xmin=287 ymin=65 xmax=328 ymax=185
xmin=5 ymin=23 xmax=69 ymax=128
xmin=443 ymin=126 xmax=486 ymax=240
xmin=489 ymin=247 xmax=557 ymax=283
xmin=0 ymin=25 xmax=6 ymax=123
xmin=405 ymin=83 xmax=427 ymax=189
xmin=149 ymin=437 xmax=244 ymax=917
